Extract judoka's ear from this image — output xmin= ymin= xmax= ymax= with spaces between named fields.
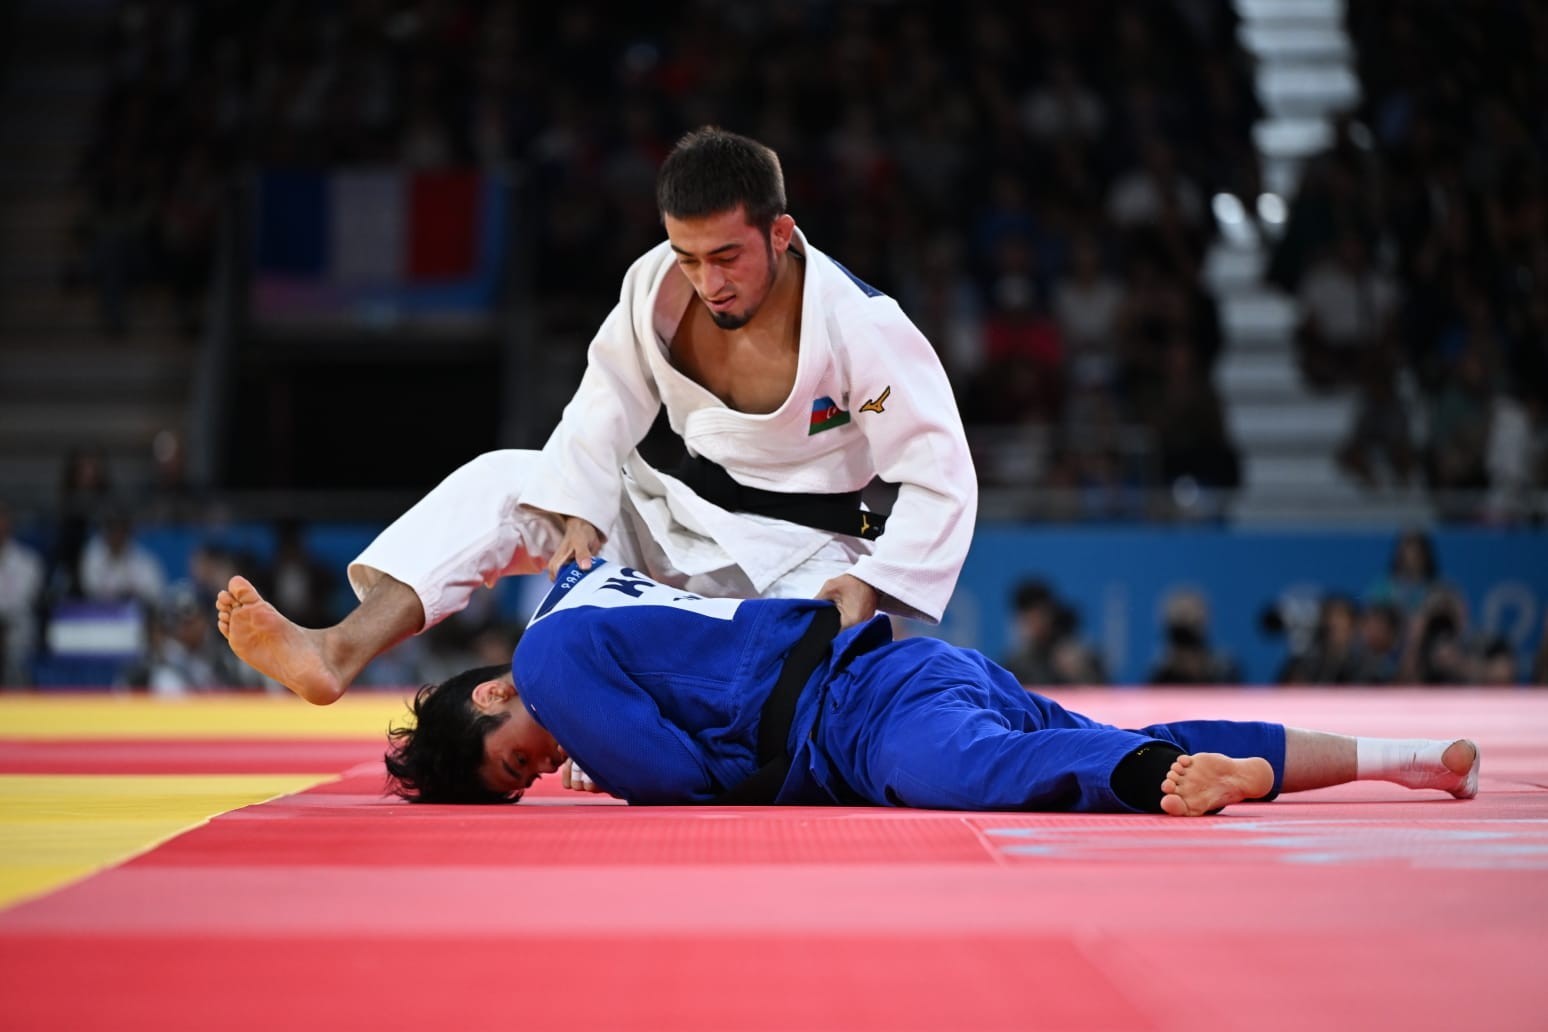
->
xmin=470 ymin=675 xmax=515 ymax=713
xmin=770 ymin=213 xmax=795 ymax=253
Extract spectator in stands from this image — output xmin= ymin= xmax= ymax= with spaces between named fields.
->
xmin=1365 ymin=529 xmax=1442 ymax=619
xmin=1052 ymin=231 xmax=1125 ymax=391
xmin=969 ymin=240 xmax=1065 ymax=426
xmin=1048 ymin=610 xmax=1107 ymax=687
xmin=1190 ymin=53 xmax=1263 ymax=208
xmin=79 ymin=509 xmax=166 ymax=611
xmin=142 ymin=429 xmax=199 ymax=523
xmin=49 ymin=446 xmax=113 ymax=600
xmin=1295 ymin=232 xmax=1401 ymax=390
xmin=1020 ymin=58 xmax=1105 ymax=143
xmin=1144 ymin=339 xmax=1241 ymax=492
xmin=1356 ymin=602 xmax=1403 ymax=685
xmin=1266 ymin=116 xmax=1380 ymax=296
xmin=264 ymin=519 xmax=334 ymax=631
xmin=1001 ymin=578 xmax=1104 ymax=687
xmin=1474 ymin=638 xmax=1518 ymax=687
xmin=1002 ymin=579 xmax=1060 ymax=687
xmin=156 ymin=145 xmax=222 ymax=336
xmin=0 ymin=501 xmax=45 ymax=686
xmin=1115 ymin=248 xmax=1213 ymax=405
xmin=1278 ymin=595 xmax=1365 ymax=685
xmin=144 ymin=582 xmax=248 ymax=695
xmin=1398 ymin=587 xmax=1472 ymax=686
xmin=1426 ymin=342 xmax=1494 ymax=498
xmin=1107 ymin=138 xmax=1206 ymax=232
xmin=1150 ymin=588 xmax=1241 ymax=685
xmin=1337 ymin=351 xmax=1416 ymax=488
xmin=1484 ymin=383 xmax=1540 ymax=523
xmin=188 ymin=542 xmax=240 ymax=610
xmin=896 ymin=234 xmax=984 ymax=395
xmin=82 ymin=147 xmax=155 ymax=337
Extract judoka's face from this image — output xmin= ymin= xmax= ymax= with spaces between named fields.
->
xmin=470 ymin=673 xmax=567 ymax=801
xmin=666 ymin=207 xmax=795 ymax=330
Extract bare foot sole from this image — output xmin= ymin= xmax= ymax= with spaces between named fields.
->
xmin=216 ymin=575 xmax=345 ymax=705
xmin=1160 ymin=753 xmax=1274 ymax=817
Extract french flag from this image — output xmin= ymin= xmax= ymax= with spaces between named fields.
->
xmin=252 ymin=168 xmax=507 ymax=323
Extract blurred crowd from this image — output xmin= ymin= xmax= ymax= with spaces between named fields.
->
xmin=72 ymin=1 xmax=1546 ymax=512
xmin=6 ymin=454 xmax=1546 ymax=690
xmin=0 ymin=448 xmax=524 ymax=692
xmin=12 ymin=2 xmax=1547 ymax=691
xmin=1271 ymin=1 xmax=1548 ymax=520
xmin=70 ymin=0 xmax=1259 ymax=509
xmin=1001 ymin=529 xmax=1548 ymax=689
xmin=1265 ymin=529 xmax=1539 ymax=687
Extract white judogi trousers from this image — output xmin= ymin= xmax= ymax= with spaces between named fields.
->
xmin=348 ymin=450 xmax=860 ymax=631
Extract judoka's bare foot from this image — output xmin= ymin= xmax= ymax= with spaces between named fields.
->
xmin=1160 ymin=753 xmax=1274 ymax=817
xmin=1438 ymin=739 xmax=1480 ymax=799
xmin=217 ymin=576 xmax=346 ymax=705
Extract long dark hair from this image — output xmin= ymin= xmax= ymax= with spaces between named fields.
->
xmin=384 ymin=664 xmax=518 ymax=804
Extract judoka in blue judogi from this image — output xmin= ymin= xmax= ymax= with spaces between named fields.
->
xmin=386 ymin=559 xmax=1296 ymax=814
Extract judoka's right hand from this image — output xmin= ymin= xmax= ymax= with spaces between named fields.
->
xmin=546 ymin=516 xmax=604 ymax=580
xmin=560 ymin=759 xmax=605 ymax=793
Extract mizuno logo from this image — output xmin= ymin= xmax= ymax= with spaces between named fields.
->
xmin=860 ymin=386 xmax=891 ymax=414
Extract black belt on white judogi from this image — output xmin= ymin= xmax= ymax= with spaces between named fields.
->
xmin=673 ymin=454 xmax=888 ymax=541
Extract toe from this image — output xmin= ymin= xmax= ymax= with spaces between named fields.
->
xmin=229 ymin=575 xmax=259 ymax=604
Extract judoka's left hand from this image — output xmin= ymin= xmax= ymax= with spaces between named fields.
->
xmin=815 ymin=574 xmax=879 ymax=628
xmin=560 ymin=759 xmax=605 ymax=793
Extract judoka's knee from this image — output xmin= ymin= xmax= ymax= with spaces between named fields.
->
xmin=433 ymin=449 xmax=535 ymax=496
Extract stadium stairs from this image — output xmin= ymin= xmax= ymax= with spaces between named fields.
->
xmin=0 ymin=0 xmax=194 ymax=514
xmin=1215 ymin=0 xmax=1429 ymax=526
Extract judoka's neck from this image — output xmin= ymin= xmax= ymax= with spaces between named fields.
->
xmin=671 ymin=252 xmax=806 ymax=414
xmin=733 ymin=248 xmax=803 ymax=350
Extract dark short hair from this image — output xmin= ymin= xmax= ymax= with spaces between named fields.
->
xmin=1013 ymin=579 xmax=1054 ymax=613
xmin=1391 ymin=529 xmax=1438 ymax=580
xmin=656 ymin=126 xmax=786 ymax=230
xmin=384 ymin=664 xmax=517 ymax=804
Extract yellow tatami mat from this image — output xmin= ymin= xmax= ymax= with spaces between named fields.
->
xmin=0 ymin=692 xmax=410 ymax=908
xmin=0 ymin=773 xmax=326 ymax=907
xmin=0 ymin=693 xmax=409 ymax=738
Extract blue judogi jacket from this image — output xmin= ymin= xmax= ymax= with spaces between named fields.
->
xmin=513 ymin=561 xmax=1288 ymax=811
xmin=513 ymin=559 xmax=879 ymax=804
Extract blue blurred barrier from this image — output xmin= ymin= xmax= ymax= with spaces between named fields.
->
xmin=34 ymin=599 xmax=145 ymax=688
xmin=131 ymin=522 xmax=1548 ymax=686
xmin=940 ymin=525 xmax=1548 ymax=684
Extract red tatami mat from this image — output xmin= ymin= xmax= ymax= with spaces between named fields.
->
xmin=0 ymin=738 xmax=383 ymax=774
xmin=2 ymin=689 xmax=1546 ymax=1031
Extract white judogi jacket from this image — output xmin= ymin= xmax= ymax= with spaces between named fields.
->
xmin=519 ymin=227 xmax=976 ymax=623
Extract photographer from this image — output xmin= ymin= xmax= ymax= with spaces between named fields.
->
xmin=1278 ymin=595 xmax=1366 ymax=685
xmin=1399 ymin=588 xmax=1473 ymax=685
xmin=1150 ymin=589 xmax=1241 ymax=685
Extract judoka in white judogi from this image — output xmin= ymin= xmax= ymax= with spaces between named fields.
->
xmin=350 ymin=225 xmax=977 ymax=630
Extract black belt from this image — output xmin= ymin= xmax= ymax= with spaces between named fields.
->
xmin=674 ymin=454 xmax=887 ymax=540
xmin=710 ymin=606 xmax=841 ymax=805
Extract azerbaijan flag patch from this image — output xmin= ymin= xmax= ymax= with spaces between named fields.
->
xmin=809 ymin=396 xmax=851 ymax=435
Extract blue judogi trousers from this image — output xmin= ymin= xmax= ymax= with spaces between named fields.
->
xmin=793 ymin=636 xmax=1286 ymax=813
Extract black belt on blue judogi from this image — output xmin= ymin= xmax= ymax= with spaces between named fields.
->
xmin=710 ymin=606 xmax=842 ymax=805
xmin=674 ymin=454 xmax=887 ymax=541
